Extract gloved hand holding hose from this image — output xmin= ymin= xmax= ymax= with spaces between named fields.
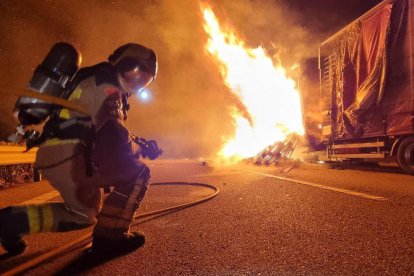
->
xmin=131 ymin=134 xmax=163 ymax=160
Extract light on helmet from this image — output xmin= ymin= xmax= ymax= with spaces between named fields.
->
xmin=137 ymin=89 xmax=152 ymax=102
xmin=140 ymin=90 xmax=149 ymax=99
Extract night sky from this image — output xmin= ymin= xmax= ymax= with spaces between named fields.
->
xmin=0 ymin=0 xmax=382 ymax=158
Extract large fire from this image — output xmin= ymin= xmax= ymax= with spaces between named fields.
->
xmin=201 ymin=4 xmax=304 ymax=161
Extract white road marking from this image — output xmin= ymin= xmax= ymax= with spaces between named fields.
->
xmin=21 ymin=190 xmax=60 ymax=205
xmin=243 ymin=170 xmax=388 ymax=201
xmin=190 ymin=171 xmax=243 ymax=178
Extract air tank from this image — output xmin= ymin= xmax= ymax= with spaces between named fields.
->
xmin=15 ymin=42 xmax=81 ymax=125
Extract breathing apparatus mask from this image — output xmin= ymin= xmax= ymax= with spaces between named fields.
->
xmin=9 ymin=42 xmax=81 ymax=143
xmin=117 ymin=59 xmax=154 ymax=95
xmin=108 ymin=43 xmax=157 ymax=96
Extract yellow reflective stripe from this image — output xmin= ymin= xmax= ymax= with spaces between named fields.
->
xmin=41 ymin=205 xmax=54 ymax=232
xmin=43 ymin=138 xmax=81 ymax=146
xmin=26 ymin=206 xmax=41 ymax=234
xmin=58 ymin=87 xmax=83 ymax=119
xmin=59 ymin=108 xmax=70 ymax=119
xmin=69 ymin=87 xmax=82 ymax=100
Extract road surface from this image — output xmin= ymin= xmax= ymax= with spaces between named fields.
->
xmin=0 ymin=160 xmax=414 ymax=275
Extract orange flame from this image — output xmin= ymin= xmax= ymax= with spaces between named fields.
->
xmin=202 ymin=4 xmax=304 ymax=161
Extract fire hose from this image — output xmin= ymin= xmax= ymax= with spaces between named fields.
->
xmin=2 ymin=182 xmax=220 ymax=276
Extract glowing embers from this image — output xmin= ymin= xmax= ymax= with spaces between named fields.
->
xmin=201 ymin=4 xmax=304 ymax=161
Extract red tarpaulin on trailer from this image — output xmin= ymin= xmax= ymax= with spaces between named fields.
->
xmin=326 ymin=0 xmax=414 ymax=139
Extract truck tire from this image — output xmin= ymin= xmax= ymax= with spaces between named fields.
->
xmin=397 ymin=137 xmax=414 ymax=175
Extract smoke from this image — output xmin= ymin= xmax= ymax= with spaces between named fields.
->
xmin=206 ymin=0 xmax=313 ymax=65
xmin=0 ymin=0 xmax=381 ymax=158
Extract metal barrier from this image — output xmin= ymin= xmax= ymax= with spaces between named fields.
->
xmin=0 ymin=145 xmax=40 ymax=181
xmin=0 ymin=145 xmax=37 ymax=165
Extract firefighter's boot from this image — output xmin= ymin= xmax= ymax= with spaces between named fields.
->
xmin=0 ymin=207 xmax=29 ymax=255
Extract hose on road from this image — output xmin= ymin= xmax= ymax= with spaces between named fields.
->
xmin=2 ymin=181 xmax=220 ymax=276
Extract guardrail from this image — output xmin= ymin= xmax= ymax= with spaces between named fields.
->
xmin=0 ymin=145 xmax=37 ymax=165
xmin=0 ymin=145 xmax=40 ymax=181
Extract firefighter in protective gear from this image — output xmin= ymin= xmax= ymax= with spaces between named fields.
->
xmin=0 ymin=43 xmax=161 ymax=255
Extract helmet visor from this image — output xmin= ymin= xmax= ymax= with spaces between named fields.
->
xmin=119 ymin=66 xmax=154 ymax=94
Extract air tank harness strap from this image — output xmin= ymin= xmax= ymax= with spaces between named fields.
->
xmin=28 ymin=116 xmax=95 ymax=177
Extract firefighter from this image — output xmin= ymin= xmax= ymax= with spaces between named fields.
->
xmin=0 ymin=43 xmax=161 ymax=256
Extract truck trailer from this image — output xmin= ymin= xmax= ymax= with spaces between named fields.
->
xmin=317 ymin=0 xmax=414 ymax=174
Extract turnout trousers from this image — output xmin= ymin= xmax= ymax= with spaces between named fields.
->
xmin=1 ymin=141 xmax=149 ymax=240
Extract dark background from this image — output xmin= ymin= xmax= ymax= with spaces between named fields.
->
xmin=0 ymin=0 xmax=382 ymax=158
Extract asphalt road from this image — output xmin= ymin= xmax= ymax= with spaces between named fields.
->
xmin=1 ymin=160 xmax=414 ymax=275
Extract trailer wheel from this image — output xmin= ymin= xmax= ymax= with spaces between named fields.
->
xmin=397 ymin=137 xmax=414 ymax=175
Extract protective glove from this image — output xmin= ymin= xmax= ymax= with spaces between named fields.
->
xmin=141 ymin=139 xmax=163 ymax=160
